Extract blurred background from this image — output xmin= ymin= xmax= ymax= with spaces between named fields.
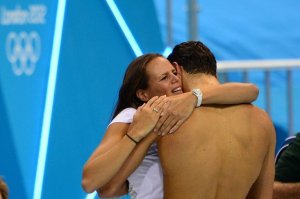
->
xmin=0 ymin=0 xmax=299 ymax=198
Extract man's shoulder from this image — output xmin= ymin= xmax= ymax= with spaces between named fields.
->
xmin=199 ymin=103 xmax=264 ymax=115
xmin=233 ymin=104 xmax=270 ymax=119
xmin=249 ymin=105 xmax=272 ymax=123
xmin=224 ymin=104 xmax=274 ymax=134
xmin=250 ymin=105 xmax=276 ymax=143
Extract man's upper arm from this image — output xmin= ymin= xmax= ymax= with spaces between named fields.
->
xmin=247 ymin=113 xmax=276 ymax=199
xmin=273 ymin=182 xmax=300 ymax=199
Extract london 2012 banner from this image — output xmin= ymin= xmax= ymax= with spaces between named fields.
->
xmin=0 ymin=1 xmax=58 ymax=199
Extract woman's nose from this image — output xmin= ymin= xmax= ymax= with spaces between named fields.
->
xmin=171 ymin=73 xmax=180 ymax=83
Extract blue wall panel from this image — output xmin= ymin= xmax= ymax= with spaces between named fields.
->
xmin=41 ymin=0 xmax=133 ymax=197
xmin=0 ymin=0 xmax=164 ymax=197
xmin=38 ymin=0 xmax=163 ymax=198
xmin=0 ymin=1 xmax=58 ymax=198
xmin=115 ymin=0 xmax=165 ymax=54
xmin=0 ymin=83 xmax=27 ymax=199
xmin=0 ymin=0 xmax=165 ymax=197
xmin=5 ymin=0 xmax=298 ymax=198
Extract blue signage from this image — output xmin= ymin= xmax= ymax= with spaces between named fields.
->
xmin=0 ymin=1 xmax=58 ymax=199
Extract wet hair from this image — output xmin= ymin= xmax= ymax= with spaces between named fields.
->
xmin=112 ymin=53 xmax=163 ymax=119
xmin=0 ymin=177 xmax=8 ymax=199
xmin=167 ymin=41 xmax=217 ymax=77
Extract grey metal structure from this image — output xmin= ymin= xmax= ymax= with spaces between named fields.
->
xmin=165 ymin=0 xmax=299 ymax=135
xmin=187 ymin=0 xmax=199 ymax=40
xmin=218 ymin=61 xmax=300 ymax=136
xmin=166 ymin=0 xmax=173 ymax=46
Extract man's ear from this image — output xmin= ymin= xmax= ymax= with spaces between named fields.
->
xmin=172 ymin=62 xmax=183 ymax=80
xmin=172 ymin=62 xmax=183 ymax=75
xmin=136 ymin=89 xmax=150 ymax=102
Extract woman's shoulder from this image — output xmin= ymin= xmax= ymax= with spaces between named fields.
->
xmin=109 ymin=107 xmax=137 ymax=125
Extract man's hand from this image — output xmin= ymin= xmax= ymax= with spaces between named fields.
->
xmin=154 ymin=92 xmax=196 ymax=135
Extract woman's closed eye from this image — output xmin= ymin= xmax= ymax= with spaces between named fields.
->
xmin=160 ymin=70 xmax=178 ymax=81
xmin=160 ymin=75 xmax=167 ymax=81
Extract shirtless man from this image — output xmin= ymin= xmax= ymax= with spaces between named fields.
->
xmin=158 ymin=41 xmax=276 ymax=199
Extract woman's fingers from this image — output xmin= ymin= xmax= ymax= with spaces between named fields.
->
xmin=145 ymin=96 xmax=159 ymax=107
xmin=145 ymin=95 xmax=167 ymax=113
xmin=153 ymin=96 xmax=168 ymax=111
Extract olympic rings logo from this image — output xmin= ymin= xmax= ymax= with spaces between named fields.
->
xmin=6 ymin=31 xmax=41 ymax=76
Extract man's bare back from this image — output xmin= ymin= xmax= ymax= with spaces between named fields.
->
xmin=158 ymin=104 xmax=275 ymax=199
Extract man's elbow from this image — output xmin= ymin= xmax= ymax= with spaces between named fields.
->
xmin=248 ymin=83 xmax=259 ymax=101
xmin=253 ymin=84 xmax=259 ymax=100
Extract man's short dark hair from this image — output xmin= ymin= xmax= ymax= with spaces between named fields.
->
xmin=168 ymin=41 xmax=217 ymax=77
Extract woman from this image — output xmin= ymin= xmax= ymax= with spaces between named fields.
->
xmin=82 ymin=53 xmax=258 ymax=198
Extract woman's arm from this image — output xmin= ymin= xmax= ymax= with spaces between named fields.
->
xmin=82 ymin=123 xmax=136 ymax=193
xmin=98 ymin=132 xmax=158 ymax=197
xmin=82 ymin=96 xmax=166 ymax=193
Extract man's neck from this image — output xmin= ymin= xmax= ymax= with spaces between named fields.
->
xmin=182 ymin=73 xmax=220 ymax=91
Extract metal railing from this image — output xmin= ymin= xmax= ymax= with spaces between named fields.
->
xmin=165 ymin=0 xmax=299 ymax=135
xmin=218 ymin=59 xmax=300 ymax=135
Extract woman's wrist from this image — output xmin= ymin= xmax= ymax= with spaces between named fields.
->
xmin=126 ymin=128 xmax=143 ymax=143
xmin=125 ymin=133 xmax=139 ymax=144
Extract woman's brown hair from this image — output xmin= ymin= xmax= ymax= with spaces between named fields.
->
xmin=112 ymin=53 xmax=163 ymax=118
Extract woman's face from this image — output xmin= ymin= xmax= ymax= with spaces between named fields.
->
xmin=144 ymin=56 xmax=183 ymax=98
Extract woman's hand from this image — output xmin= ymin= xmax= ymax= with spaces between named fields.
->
xmin=128 ymin=95 xmax=167 ymax=142
xmin=154 ymin=92 xmax=196 ymax=135
xmin=82 ymin=97 xmax=167 ymax=194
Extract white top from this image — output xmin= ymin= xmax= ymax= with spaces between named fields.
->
xmin=109 ymin=107 xmax=136 ymax=124
xmin=109 ymin=108 xmax=163 ymax=199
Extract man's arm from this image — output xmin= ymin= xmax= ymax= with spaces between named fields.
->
xmin=273 ymin=134 xmax=300 ymax=199
xmin=273 ymin=181 xmax=300 ymax=199
xmin=201 ymin=83 xmax=259 ymax=104
xmin=155 ymin=83 xmax=259 ymax=135
xmin=246 ymin=112 xmax=276 ymax=199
